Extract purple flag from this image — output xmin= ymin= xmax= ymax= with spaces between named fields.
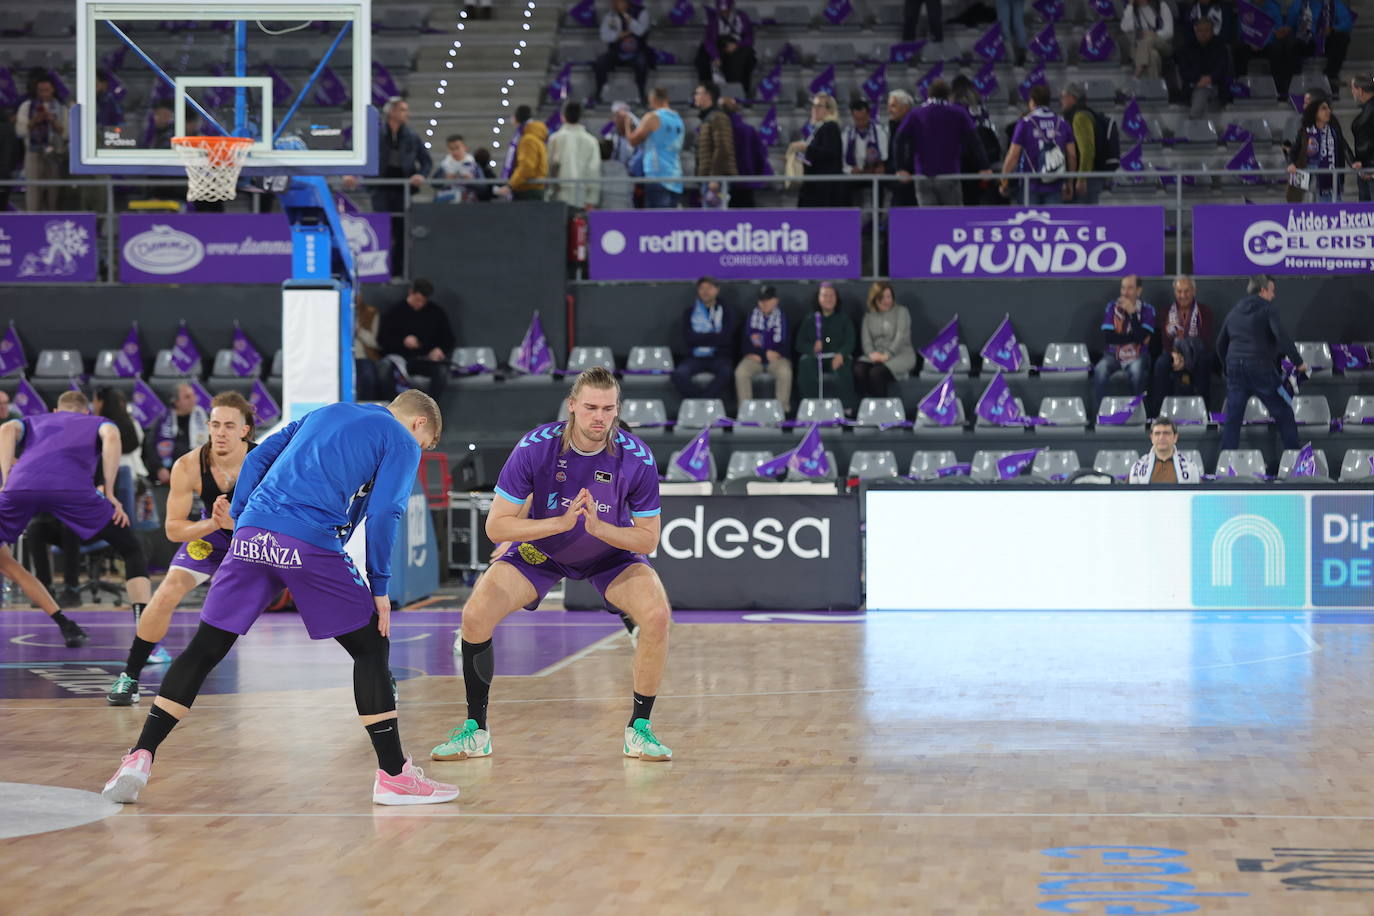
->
xmin=190 ymin=379 xmax=214 ymax=414
xmin=1122 ymin=97 xmax=1150 ymax=140
xmin=1031 ymin=0 xmax=1064 ymax=23
xmin=862 ymin=64 xmax=888 ymax=108
xmin=976 ymin=372 xmax=1036 ymax=426
xmin=756 ymin=424 xmax=830 ymax=479
xmin=920 ymin=316 xmax=961 ymax=373
xmin=12 ymin=378 xmax=46 ymax=417
xmin=1237 ymin=0 xmax=1276 ymax=50
xmin=1290 ymin=442 xmax=1318 ymax=478
xmin=654 ymin=48 xmax=678 ymax=65
xmin=936 ymin=464 xmax=972 ymax=478
xmin=170 ymin=321 xmax=200 ymax=373
xmin=669 ymin=0 xmax=695 ymax=26
xmin=808 ymin=65 xmax=836 ymax=98
xmin=262 ymin=65 xmax=294 ymax=107
xmin=545 ymin=109 xmax=563 ymax=135
xmin=1018 ymin=62 xmax=1047 ymax=101
xmin=1079 ymin=20 xmax=1116 ymax=62
xmin=1027 ymin=24 xmax=1062 ymax=62
xmin=997 ymin=448 xmax=1042 ymax=480
xmin=980 ymin=315 xmax=1022 ymax=373
xmin=547 ymin=63 xmax=572 ymax=103
xmin=973 ymin=22 xmax=1007 ymax=61
xmin=250 ymin=380 xmax=281 ymax=426
xmin=823 ymin=0 xmax=854 ymax=24
xmin=1229 ymin=79 xmax=1252 ymax=100
xmin=129 ymin=378 xmax=167 ymax=430
xmin=1119 ymin=141 xmax=1145 ymax=171
xmin=777 ymin=43 xmax=800 ymax=65
xmin=313 ymin=66 xmax=350 ymax=107
xmin=371 ymin=62 xmax=400 ymax=109
xmin=889 ymin=41 xmax=925 ymax=63
xmin=1089 ymin=0 xmax=1115 ymax=17
xmin=1220 ymin=122 xmax=1252 ymax=144
xmin=757 ymin=62 xmax=784 ymax=102
xmin=917 ymin=374 xmax=961 ymax=426
xmin=229 ymin=323 xmax=263 ymax=377
xmin=0 ymin=323 xmax=26 ymax=376
xmin=1095 ymin=393 xmax=1146 ymax=425
xmin=1290 ymin=94 xmax=1305 ymax=113
xmin=759 ymin=104 xmax=781 ymax=145
xmin=973 ymin=60 xmax=999 ymax=99
xmin=568 ymin=0 xmax=597 ymax=26
xmin=673 ymin=427 xmax=713 ymax=482
xmin=1225 ymin=140 xmax=1264 ymax=185
xmin=113 ymin=322 xmax=141 ymax=378
xmin=1332 ymin=343 xmax=1371 ymax=372
xmin=916 ymin=62 xmax=944 ymax=101
xmin=512 ymin=311 xmax=553 ymax=375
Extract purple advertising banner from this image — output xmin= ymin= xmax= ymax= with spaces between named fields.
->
xmin=0 ymin=213 xmax=98 ymax=282
xmin=1192 ymin=203 xmax=1374 ymax=276
xmin=119 ymin=212 xmax=391 ymax=283
xmin=888 ymin=206 xmax=1164 ymax=278
xmin=589 ymin=209 xmax=862 ymax=281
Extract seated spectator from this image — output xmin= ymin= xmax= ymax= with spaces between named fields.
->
xmin=143 ymin=383 xmax=208 ymax=486
xmin=794 ymin=94 xmax=846 ymax=208
xmin=501 ymin=106 xmax=548 ymax=201
xmin=1092 ymin=274 xmax=1155 ymax=405
xmin=734 ymin=285 xmax=792 ymax=412
xmin=16 ymin=74 xmax=68 ymax=212
xmin=1000 ymin=84 xmax=1077 ymax=205
xmin=432 ymin=134 xmax=481 ymax=203
xmin=1287 ymin=0 xmax=1352 ymax=97
xmin=1287 ymin=94 xmax=1354 ymax=202
xmin=378 ymin=278 xmax=455 ymax=401
xmin=1121 ymin=0 xmax=1174 ymax=79
xmin=951 ymin=76 xmax=1003 ymax=205
xmin=695 ymin=0 xmax=757 ymax=95
xmin=1128 ymin=417 xmax=1201 ymax=484
xmin=1233 ymin=0 xmax=1302 ymax=98
xmin=672 ymin=276 xmax=737 ymax=399
xmin=854 ymin=282 xmax=915 ymax=400
xmin=591 ymin=0 xmax=653 ymax=108
xmin=693 ymin=81 xmax=737 ymax=207
xmin=1180 ymin=0 xmax=1235 ymax=48
xmin=625 ymin=87 xmax=684 ymax=208
xmin=1177 ymin=19 xmax=1231 ymax=119
xmin=598 ymin=138 xmax=633 ymax=210
xmin=795 ymin=282 xmax=858 ymax=413
xmin=353 ymin=297 xmax=382 ymax=400
xmin=912 ymin=80 xmax=988 ymax=206
xmin=548 ymin=101 xmax=603 ymax=208
xmin=1150 ymin=275 xmax=1214 ymax=415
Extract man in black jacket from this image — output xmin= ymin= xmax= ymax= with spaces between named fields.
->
xmin=1178 ymin=19 xmax=1231 ymax=119
xmin=343 ymin=96 xmax=432 ymax=277
xmin=378 ymin=278 xmax=455 ymax=402
xmin=885 ymin=89 xmax=917 ymax=207
xmin=1215 ymin=275 xmax=1307 ymax=451
xmin=1350 ymin=74 xmax=1374 ymax=202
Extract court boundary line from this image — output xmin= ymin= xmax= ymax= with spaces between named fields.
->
xmin=106 ymin=811 xmax=1374 ymax=821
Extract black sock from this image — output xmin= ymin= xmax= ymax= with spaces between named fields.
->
xmin=133 ymin=706 xmax=180 ymax=758
xmin=51 ymin=611 xmax=75 ymax=630
xmin=125 ymin=637 xmax=158 ymax=680
xmin=619 ymin=611 xmax=637 ymax=635
xmin=365 ymin=719 xmax=406 ymax=776
xmin=460 ymin=638 xmax=494 ymax=730
xmin=132 ymin=603 xmax=147 ymax=623
xmin=630 ymin=692 xmax=655 ymax=727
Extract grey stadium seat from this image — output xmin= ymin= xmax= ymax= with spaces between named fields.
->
xmin=1277 ymin=448 xmax=1330 ymax=480
xmin=970 ymin=450 xmax=1013 ymax=482
xmin=565 ymin=346 xmax=615 ymax=374
xmin=1031 ymin=449 xmax=1081 ymax=481
xmin=506 ymin=345 xmax=556 ymax=383
xmin=91 ymin=350 xmax=137 ymax=393
xmin=985 ymin=343 xmax=1030 ymax=376
xmin=725 ymin=450 xmax=774 ymax=482
xmin=1292 ymin=395 xmax=1331 ymax=427
xmin=1214 ymin=449 xmax=1268 ymax=480
xmin=793 ymin=398 xmax=844 ymax=434
xmin=34 ymin=349 xmax=84 ymax=379
xmin=1338 ymin=449 xmax=1374 ymax=482
xmin=847 ymin=450 xmax=899 ymax=480
xmin=623 ymin=346 xmax=674 ymax=381
xmin=1092 ymin=449 xmax=1138 ymax=479
xmin=1242 ymin=396 xmax=1272 ymax=425
xmin=451 ymin=346 xmax=499 ymax=386
xmin=1342 ymin=396 xmax=1374 ymax=434
xmin=1096 ymin=395 xmax=1146 ymax=426
xmin=1039 ymin=342 xmax=1091 ymax=373
xmin=735 ymin=399 xmax=785 ymax=435
xmin=1296 ymin=342 xmax=1332 ymax=372
xmin=1035 ymin=397 xmax=1088 ymax=433
xmin=1159 ymin=396 xmax=1209 ymax=432
xmin=621 ymin=399 xmax=668 ymax=436
xmin=909 ymin=449 xmax=961 ymax=480
xmin=207 ymin=349 xmax=257 ymax=395
xmin=676 ymin=398 xmax=727 ymax=431
xmin=853 ymin=398 xmax=906 ymax=434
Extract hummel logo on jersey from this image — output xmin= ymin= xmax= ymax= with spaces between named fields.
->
xmin=595 ymin=470 xmax=613 ymax=483
xmin=233 ymin=531 xmax=303 ymax=568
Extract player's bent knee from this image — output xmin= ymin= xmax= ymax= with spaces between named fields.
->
xmin=335 ymin=619 xmax=394 ymax=716
xmin=157 ymin=621 xmax=238 ymax=708
xmin=635 ymin=605 xmax=672 ymax=640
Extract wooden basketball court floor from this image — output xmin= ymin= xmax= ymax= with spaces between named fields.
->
xmin=4 ymin=604 xmax=1374 ymax=913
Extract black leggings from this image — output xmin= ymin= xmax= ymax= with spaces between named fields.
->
xmin=89 ymin=519 xmax=149 ymax=580
xmin=853 ymin=361 xmax=896 ymax=399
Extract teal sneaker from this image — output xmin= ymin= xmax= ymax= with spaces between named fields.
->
xmin=431 ymin=719 xmax=492 ymax=761
xmin=623 ymin=718 xmax=672 ymax=761
xmin=147 ymin=647 xmax=172 ymax=665
xmin=106 ymin=673 xmax=140 ymax=707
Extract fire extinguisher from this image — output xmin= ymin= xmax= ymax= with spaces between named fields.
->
xmin=569 ymin=213 xmax=588 ymax=265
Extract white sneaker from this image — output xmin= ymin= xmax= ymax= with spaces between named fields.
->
xmin=102 ymin=749 xmax=153 ymax=803
xmin=624 ymin=718 xmax=672 ymax=761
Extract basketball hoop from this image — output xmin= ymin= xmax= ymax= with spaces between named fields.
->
xmin=171 ymin=136 xmax=254 ymax=202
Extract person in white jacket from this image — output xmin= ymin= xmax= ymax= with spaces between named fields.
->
xmin=1129 ymin=417 xmax=1201 ymax=484
xmin=1121 ymin=0 xmax=1175 ymax=79
xmin=547 ymin=101 xmax=604 ymax=208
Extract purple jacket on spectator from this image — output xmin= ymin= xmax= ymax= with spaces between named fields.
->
xmin=703 ymin=6 xmax=755 ymax=59
xmin=729 ymin=111 xmax=775 ymax=190
xmin=910 ymin=99 xmax=987 ymax=177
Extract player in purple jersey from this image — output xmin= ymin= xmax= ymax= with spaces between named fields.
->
xmin=431 ymin=368 xmax=675 ymax=763
xmin=0 ymin=391 xmax=153 ymax=647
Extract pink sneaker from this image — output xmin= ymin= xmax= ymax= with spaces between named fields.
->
xmin=102 ymin=749 xmax=153 ymax=804
xmin=372 ymin=757 xmax=460 ymax=806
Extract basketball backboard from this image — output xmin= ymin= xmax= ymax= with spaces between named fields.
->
xmin=73 ymin=0 xmax=376 ymax=175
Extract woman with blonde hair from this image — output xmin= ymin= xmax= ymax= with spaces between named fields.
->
xmin=854 ymin=282 xmax=915 ymax=400
xmin=793 ymin=93 xmax=847 ymax=208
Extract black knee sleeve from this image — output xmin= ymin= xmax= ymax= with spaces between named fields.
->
xmin=98 ymin=523 xmax=149 ymax=580
xmin=336 ymin=616 xmax=394 ymax=716
xmin=157 ymin=621 xmax=238 ymax=708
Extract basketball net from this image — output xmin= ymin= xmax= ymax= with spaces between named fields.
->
xmin=171 ymin=136 xmax=254 ymax=202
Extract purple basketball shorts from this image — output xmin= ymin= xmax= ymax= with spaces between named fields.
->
xmin=169 ymin=528 xmax=232 ymax=585
xmin=0 ymin=488 xmax=115 ymax=544
xmin=495 ymin=542 xmax=648 ymax=610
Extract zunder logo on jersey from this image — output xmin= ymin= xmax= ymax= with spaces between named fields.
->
xmin=233 ymin=531 xmax=303 ymax=568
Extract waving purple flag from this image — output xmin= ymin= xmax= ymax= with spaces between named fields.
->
xmin=972 ymin=60 xmax=999 ymax=99
xmin=12 ymin=378 xmax=46 ymax=417
xmin=1225 ymin=139 xmax=1264 ymax=185
xmin=808 ymin=65 xmax=837 ymax=98
xmin=129 ymin=378 xmax=167 ymax=430
xmin=1027 ymin=23 xmax=1062 ymax=62
xmin=568 ymin=0 xmax=597 ymax=26
xmin=757 ymin=62 xmax=784 ymax=102
xmin=862 ymin=64 xmax=888 ymax=107
xmin=980 ymin=315 xmax=1022 ymax=373
xmin=1290 ymin=442 xmax=1318 ymax=478
xmin=229 ymin=323 xmax=263 ymax=377
xmin=170 ymin=321 xmax=200 ymax=373
xmin=997 ymin=448 xmax=1042 ymax=480
xmin=250 ymin=380 xmax=281 ymax=426
xmin=920 ymin=316 xmax=961 ymax=373
xmin=916 ymin=62 xmax=944 ymax=100
xmin=1121 ymin=97 xmax=1150 ymax=140
xmin=889 ymin=41 xmax=925 ymax=63
xmin=673 ymin=426 xmax=713 ymax=482
xmin=823 ymin=0 xmax=854 ymax=24
xmin=1079 ymin=20 xmax=1117 ymax=62
xmin=1089 ymin=0 xmax=1116 ymax=17
xmin=759 ymin=104 xmax=781 ymax=145
xmin=1031 ymin=0 xmax=1064 ymax=23
xmin=0 ymin=323 xmax=26 ymax=376
xmin=976 ymin=373 xmax=1039 ymax=426
xmin=917 ymin=374 xmax=961 ymax=426
xmin=1332 ymin=343 xmax=1371 ymax=372
xmin=669 ymin=0 xmax=695 ymax=26
xmin=1119 ymin=141 xmax=1145 ymax=172
xmin=1018 ymin=62 xmax=1047 ymax=101
xmin=512 ymin=311 xmax=553 ymax=375
xmin=1236 ymin=0 xmax=1276 ymax=50
xmin=189 ymin=379 xmax=214 ymax=414
xmin=973 ymin=22 xmax=1008 ymax=61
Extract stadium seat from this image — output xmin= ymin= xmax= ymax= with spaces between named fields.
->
xmin=1179 ymin=120 xmax=1218 ymax=145
xmin=1159 ymin=396 xmax=1209 ymax=433
xmin=914 ymin=396 xmax=967 ymax=432
xmin=1338 ymin=449 xmax=1374 ymax=482
xmin=969 ymin=450 xmax=1012 ymax=482
xmin=919 ymin=343 xmax=971 ymax=378
xmin=1295 ymin=73 xmax=1331 ymax=96
xmin=565 ymin=346 xmax=615 ymax=374
xmin=1342 ymin=396 xmax=1374 ymax=434
xmin=852 ymin=398 xmax=906 ymax=434
xmin=1092 ymin=449 xmax=1138 ymax=479
xmin=91 ymin=350 xmax=136 ymax=393
xmin=1180 ymin=449 xmax=1205 ymax=473
xmin=725 ymin=450 xmax=773 ymax=482
xmin=676 ymin=398 xmax=727 ymax=430
xmin=1296 ymin=342 xmax=1331 ymax=372
xmin=623 ymin=346 xmax=674 ymax=382
xmin=1242 ymin=396 xmax=1272 ymax=425
xmin=909 ymin=449 xmax=961 ymax=480
xmin=987 ymin=344 xmax=1031 ymax=377
xmin=1031 ymin=449 xmax=1081 ymax=481
xmin=847 ymin=450 xmax=899 ymax=480
xmin=1277 ymin=448 xmax=1331 ymax=480
xmin=1095 ymin=395 xmax=1146 ymax=426
xmin=268 ymin=350 xmax=284 ymax=386
xmin=792 ymin=398 xmax=844 ymax=434
xmin=150 ymin=348 xmax=200 ymax=379
xmin=506 ymin=345 xmax=556 ymax=383
xmin=207 ymin=349 xmax=257 ymax=395
xmin=1129 ymin=77 xmax=1168 ymax=101
xmin=1215 ymin=449 xmax=1268 ymax=480
xmin=1035 ymin=397 xmax=1088 ymax=433
xmin=785 ymin=449 xmax=838 ymax=483
xmin=451 ymin=346 xmax=498 ymax=387
xmin=665 ymin=445 xmax=717 ymax=482
xmin=1039 ymin=343 xmax=1091 ymax=373
xmin=1292 ymin=395 xmax=1331 ymax=427
xmin=735 ymin=399 xmax=785 ymax=435
xmin=33 ymin=349 xmax=83 ymax=379
xmin=1235 ymin=74 xmax=1277 ymax=103
xmin=621 ymin=399 xmax=668 ymax=436
xmin=975 ymin=396 xmax=1028 ymax=434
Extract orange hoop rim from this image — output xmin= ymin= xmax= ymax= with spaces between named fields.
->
xmin=170 ymin=135 xmax=255 ymax=150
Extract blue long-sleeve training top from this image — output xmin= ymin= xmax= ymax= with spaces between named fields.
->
xmin=231 ymin=402 xmax=421 ymax=597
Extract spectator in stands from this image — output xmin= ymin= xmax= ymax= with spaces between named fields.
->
xmin=93 ymin=387 xmax=148 ymax=481
xmin=996 ymin=0 xmax=1028 ymax=67
xmin=842 ymin=99 xmax=889 ymax=207
xmin=951 ymin=76 xmax=1002 ymax=206
xmin=1177 ymin=19 xmax=1231 ymax=119
xmin=1216 ymin=275 xmax=1306 ymax=452
xmin=695 ymin=0 xmax=757 ymax=95
xmin=1288 ymin=0 xmax=1352 ymax=96
xmin=795 ymin=282 xmax=858 ymax=414
xmin=94 ymin=70 xmax=124 ymax=131
xmin=1287 ymin=95 xmax=1353 ymax=202
xmin=378 ymin=278 xmax=455 ymax=402
xmin=854 ymin=282 xmax=915 ymax=400
xmin=723 ymin=98 xmax=770 ymax=209
xmin=1092 ymin=274 xmax=1156 ymax=405
xmin=502 ymin=105 xmax=549 ymax=201
xmin=599 ymin=138 xmax=634 ymax=209
xmin=796 ymin=93 xmax=846 ymax=208
xmin=353 ymin=296 xmax=382 ymax=400
xmin=1351 ymin=74 xmax=1374 ymax=202
xmin=1150 ymin=275 xmax=1214 ymax=415
xmin=342 ymin=96 xmax=430 ymax=277
xmin=1128 ymin=417 xmax=1201 ymax=484
xmin=16 ymin=75 xmax=68 ymax=212
xmin=886 ymin=90 xmax=919 ymax=207
xmin=1061 ymin=83 xmax=1105 ymax=204
xmin=735 ymin=285 xmax=792 ymax=413
xmin=672 ymin=276 xmax=737 ymax=400
xmin=144 ymin=383 xmax=208 ymax=486
xmin=910 ymin=80 xmax=989 ymax=206
xmin=1121 ymin=0 xmax=1174 ymax=80
xmin=625 ymin=87 xmax=684 ymax=208
xmin=904 ymin=0 xmax=943 ymax=44
xmin=606 ymin=102 xmax=639 ymax=164
xmin=1180 ymin=0 xmax=1235 ymax=47
xmin=548 ymin=101 xmax=603 ymax=208
xmin=432 ymin=134 xmax=480 ymax=204
xmin=470 ymin=146 xmax=498 ymax=201
xmin=1233 ymin=1 xmax=1301 ymax=98
xmin=145 ymin=103 xmax=176 ymax=150
xmin=693 ymin=81 xmax=737 ymax=207
xmin=0 ymin=106 xmax=18 ymax=213
xmin=591 ymin=0 xmax=653 ymax=108
xmin=1001 ymin=84 xmax=1076 ymax=204
xmin=0 ymin=389 xmax=14 ymax=419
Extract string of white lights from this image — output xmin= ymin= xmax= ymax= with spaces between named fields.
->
xmin=421 ymin=8 xmax=469 ymax=151
xmin=487 ymin=1 xmax=536 ymax=167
